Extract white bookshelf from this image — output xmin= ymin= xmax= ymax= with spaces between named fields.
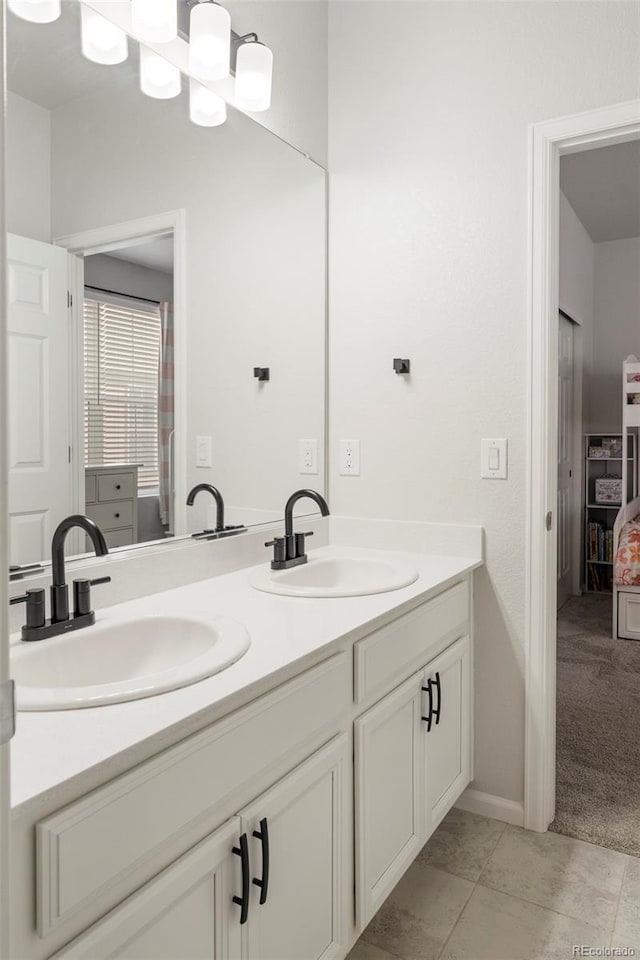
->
xmin=583 ymin=433 xmax=636 ymax=593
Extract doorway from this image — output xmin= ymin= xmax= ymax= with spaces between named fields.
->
xmin=525 ymin=100 xmax=640 ymax=835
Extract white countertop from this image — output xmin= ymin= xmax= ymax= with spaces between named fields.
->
xmin=10 ymin=544 xmax=481 ymax=818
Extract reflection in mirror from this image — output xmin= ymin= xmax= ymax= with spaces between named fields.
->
xmin=6 ymin=0 xmax=326 ymax=575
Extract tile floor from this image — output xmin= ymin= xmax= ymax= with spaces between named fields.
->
xmin=347 ymin=808 xmax=640 ymax=960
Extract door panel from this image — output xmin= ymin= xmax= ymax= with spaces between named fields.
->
xmin=557 ymin=313 xmax=575 ymax=608
xmin=241 ymin=736 xmax=347 ymax=960
xmin=7 ymin=234 xmax=71 ymax=566
xmin=424 ymin=635 xmax=471 ymax=835
xmin=355 ymin=672 xmax=425 ymax=928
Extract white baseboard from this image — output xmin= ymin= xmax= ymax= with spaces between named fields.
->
xmin=455 ymin=788 xmax=524 ymax=827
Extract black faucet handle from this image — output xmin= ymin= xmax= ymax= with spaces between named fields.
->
xmin=73 ymin=577 xmax=111 ymax=618
xmin=265 ymin=536 xmax=286 ymax=566
xmin=10 ymin=589 xmax=46 ymax=629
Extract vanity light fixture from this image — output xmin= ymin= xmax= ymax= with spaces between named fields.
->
xmin=131 ymin=0 xmax=177 ymax=44
xmin=189 ymin=1 xmax=231 ymax=81
xmin=7 ymin=0 xmax=60 ymax=23
xmin=140 ymin=46 xmax=182 ymax=99
xmin=190 ymin=78 xmax=227 ymax=126
xmin=80 ymin=5 xmax=128 ymax=65
xmin=235 ymin=36 xmax=273 ymax=113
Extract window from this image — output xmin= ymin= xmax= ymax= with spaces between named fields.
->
xmin=83 ymin=293 xmax=161 ymax=491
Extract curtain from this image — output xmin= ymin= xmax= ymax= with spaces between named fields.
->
xmin=158 ymin=301 xmax=174 ymax=526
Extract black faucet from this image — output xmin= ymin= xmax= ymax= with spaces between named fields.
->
xmin=10 ymin=514 xmax=111 ymax=642
xmin=265 ymin=489 xmax=330 ymax=570
xmin=186 ymin=484 xmax=246 ymax=538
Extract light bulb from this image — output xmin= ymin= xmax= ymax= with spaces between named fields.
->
xmin=189 ymin=2 xmax=231 ymax=81
xmin=7 ymin=0 xmax=60 ymax=23
xmin=189 ymin=79 xmax=226 ymax=127
xmin=131 ymin=0 xmax=177 ymax=44
xmin=140 ymin=47 xmax=182 ymax=99
xmin=81 ymin=5 xmax=128 ymax=65
xmin=235 ymin=41 xmax=273 ymax=113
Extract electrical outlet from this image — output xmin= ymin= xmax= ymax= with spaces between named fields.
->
xmin=196 ymin=436 xmax=212 ymax=468
xmin=298 ymin=439 xmax=318 ymax=475
xmin=340 ymin=439 xmax=360 ymax=476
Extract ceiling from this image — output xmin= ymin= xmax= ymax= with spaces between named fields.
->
xmin=98 ymin=237 xmax=175 ymax=275
xmin=560 ymin=140 xmax=640 ymax=243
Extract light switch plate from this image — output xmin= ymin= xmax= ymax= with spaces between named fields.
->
xmin=481 ymin=438 xmax=507 ymax=479
xmin=196 ymin=436 xmax=212 ymax=468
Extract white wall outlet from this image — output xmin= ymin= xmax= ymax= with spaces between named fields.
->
xmin=481 ymin=438 xmax=508 ymax=479
xmin=340 ymin=439 xmax=360 ymax=476
xmin=299 ymin=439 xmax=318 ymax=475
xmin=195 ymin=435 xmax=212 ymax=468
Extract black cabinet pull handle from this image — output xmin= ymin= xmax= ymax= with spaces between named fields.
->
xmin=115 ymin=484 xmax=121 ymax=490
xmin=252 ymin=817 xmax=270 ymax=905
xmin=232 ymin=833 xmax=250 ymax=924
xmin=114 ymin=513 xmax=120 ymax=519
xmin=432 ymin=671 xmax=442 ymax=725
xmin=421 ymin=680 xmax=433 ymax=731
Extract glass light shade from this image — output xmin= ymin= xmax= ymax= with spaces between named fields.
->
xmin=189 ymin=2 xmax=231 ymax=81
xmin=140 ymin=47 xmax=182 ymax=99
xmin=81 ymin=6 xmax=128 ymax=65
xmin=7 ymin=0 xmax=60 ymax=23
xmin=189 ymin=79 xmax=226 ymax=127
xmin=131 ymin=0 xmax=177 ymax=43
xmin=235 ymin=41 xmax=273 ymax=113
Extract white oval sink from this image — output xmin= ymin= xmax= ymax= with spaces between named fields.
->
xmin=250 ymin=556 xmax=419 ymax=598
xmin=12 ymin=615 xmax=250 ymax=711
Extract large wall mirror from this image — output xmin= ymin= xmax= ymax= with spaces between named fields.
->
xmin=5 ymin=0 xmax=326 ymax=574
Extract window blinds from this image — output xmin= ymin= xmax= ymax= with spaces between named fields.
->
xmin=83 ymin=295 xmax=161 ymax=490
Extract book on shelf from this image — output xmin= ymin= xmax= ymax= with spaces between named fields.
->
xmin=587 ymin=522 xmax=614 ymax=563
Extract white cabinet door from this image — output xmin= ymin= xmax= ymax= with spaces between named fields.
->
xmin=241 ymin=736 xmax=348 ymax=960
xmin=424 ymin=634 xmax=471 ymax=835
xmin=51 ymin=817 xmax=243 ymax=960
xmin=355 ymin=671 xmax=425 ymax=928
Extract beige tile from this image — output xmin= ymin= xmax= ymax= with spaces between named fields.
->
xmin=346 ymin=941 xmax=402 ymax=960
xmin=362 ymin=862 xmax=473 ymax=960
xmin=615 ymin=857 xmax=640 ymax=945
xmin=418 ymin=808 xmax=506 ymax=881
xmin=440 ymin=884 xmax=612 ymax=960
xmin=480 ymin=825 xmax=626 ymax=931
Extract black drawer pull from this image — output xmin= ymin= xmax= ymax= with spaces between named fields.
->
xmin=421 ymin=680 xmax=434 ymax=731
xmin=114 ymin=513 xmax=120 ymax=519
xmin=432 ymin=671 xmax=442 ymax=725
xmin=232 ymin=833 xmax=250 ymax=924
xmin=115 ymin=484 xmax=121 ymax=490
xmin=252 ymin=817 xmax=270 ymax=905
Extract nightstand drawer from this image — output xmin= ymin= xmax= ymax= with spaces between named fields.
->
xmin=87 ymin=500 xmax=133 ymax=531
xmin=98 ymin=473 xmax=135 ymax=502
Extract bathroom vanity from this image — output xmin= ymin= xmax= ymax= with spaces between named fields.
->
xmin=9 ymin=538 xmax=480 ymax=960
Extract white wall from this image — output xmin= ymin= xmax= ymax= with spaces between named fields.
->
xmin=589 ymin=237 xmax=640 ymax=433
xmin=6 ymin=91 xmax=50 ymax=242
xmin=84 ymin=254 xmax=173 ymax=306
xmin=50 ymin=86 xmax=326 ymax=533
xmin=328 ymin=1 xmax=640 ymax=806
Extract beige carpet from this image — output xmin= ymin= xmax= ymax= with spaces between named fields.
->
xmin=550 ymin=594 xmax=640 ymax=856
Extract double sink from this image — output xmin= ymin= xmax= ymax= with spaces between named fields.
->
xmin=11 ymin=553 xmax=419 ymax=712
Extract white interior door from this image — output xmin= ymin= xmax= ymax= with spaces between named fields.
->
xmin=7 ymin=234 xmax=71 ymax=567
xmin=557 ymin=313 xmax=575 ymax=609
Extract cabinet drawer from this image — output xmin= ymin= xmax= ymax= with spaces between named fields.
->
xmin=354 ymin=580 xmax=469 ymax=703
xmin=84 ymin=474 xmax=96 ymax=504
xmin=87 ymin=500 xmax=133 ymax=531
xmin=104 ymin=528 xmax=134 ymax=549
xmin=36 ymin=653 xmax=350 ymax=937
xmin=618 ymin=591 xmax=640 ymax=640
xmin=98 ymin=472 xmax=135 ymax=502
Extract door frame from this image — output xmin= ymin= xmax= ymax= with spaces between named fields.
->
xmin=55 ymin=211 xmax=188 ymax=537
xmin=525 ymin=98 xmax=640 ymax=832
